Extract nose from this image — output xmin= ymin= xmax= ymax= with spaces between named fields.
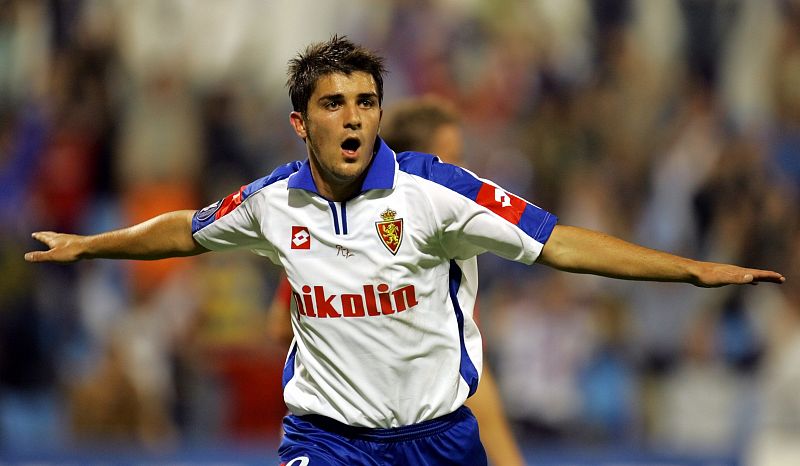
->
xmin=343 ymin=103 xmax=362 ymax=129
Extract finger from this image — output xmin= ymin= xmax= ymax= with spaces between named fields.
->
xmin=749 ymin=270 xmax=785 ymax=284
xmin=753 ymin=275 xmax=785 ymax=284
xmin=24 ymin=251 xmax=48 ymax=262
xmin=31 ymin=231 xmax=56 ymax=245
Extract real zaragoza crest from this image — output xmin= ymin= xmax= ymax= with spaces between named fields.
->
xmin=376 ymin=208 xmax=403 ymax=255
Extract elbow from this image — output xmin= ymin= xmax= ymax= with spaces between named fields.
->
xmin=537 ymin=237 xmax=568 ymax=270
xmin=187 ymin=239 xmax=209 ymax=256
xmin=536 ymin=225 xmax=581 ymax=272
xmin=175 ymin=237 xmax=208 ymax=257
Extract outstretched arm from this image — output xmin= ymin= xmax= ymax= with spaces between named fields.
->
xmin=24 ymin=210 xmax=208 ymax=263
xmin=538 ymin=225 xmax=784 ymax=287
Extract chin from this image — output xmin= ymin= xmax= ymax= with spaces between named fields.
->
xmin=335 ymin=168 xmax=364 ymax=181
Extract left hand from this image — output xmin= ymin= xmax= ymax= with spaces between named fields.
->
xmin=690 ymin=262 xmax=785 ymax=288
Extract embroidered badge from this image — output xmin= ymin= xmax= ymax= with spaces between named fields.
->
xmin=376 ymin=208 xmax=403 ymax=255
xmin=196 ymin=200 xmax=221 ymax=222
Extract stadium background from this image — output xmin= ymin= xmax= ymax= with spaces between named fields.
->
xmin=1 ymin=0 xmax=799 ymax=464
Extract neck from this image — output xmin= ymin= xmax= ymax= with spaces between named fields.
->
xmin=308 ymin=160 xmax=365 ymax=202
xmin=320 ymin=180 xmax=360 ymax=202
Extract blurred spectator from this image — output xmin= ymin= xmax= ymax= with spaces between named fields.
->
xmin=494 ymin=272 xmax=595 ymax=443
xmin=184 ymin=251 xmax=286 ymax=441
xmin=579 ymin=294 xmax=638 ymax=443
xmin=746 ymin=231 xmax=800 ymax=466
xmin=651 ymin=307 xmax=755 ymax=453
xmin=68 ymin=268 xmax=197 ymax=450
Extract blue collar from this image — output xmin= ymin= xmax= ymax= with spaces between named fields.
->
xmin=287 ymin=137 xmax=396 ymax=195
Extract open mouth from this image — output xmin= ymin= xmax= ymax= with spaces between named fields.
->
xmin=341 ymin=137 xmax=361 ymax=153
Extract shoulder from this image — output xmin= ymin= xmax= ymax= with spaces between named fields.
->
xmin=193 ymin=160 xmax=303 ymax=232
xmin=396 ymin=151 xmax=483 ymax=200
xmin=244 ymin=160 xmax=304 ymax=196
xmin=396 ymin=150 xmax=437 ymax=177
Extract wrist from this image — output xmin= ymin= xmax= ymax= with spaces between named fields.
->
xmin=76 ymin=235 xmax=96 ymax=259
xmin=684 ymin=259 xmax=705 ymax=285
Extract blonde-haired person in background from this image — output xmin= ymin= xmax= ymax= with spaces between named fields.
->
xmin=381 ymin=95 xmax=525 ymax=466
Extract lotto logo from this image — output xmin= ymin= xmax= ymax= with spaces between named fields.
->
xmin=495 ymin=188 xmax=512 ymax=207
xmin=291 ymin=226 xmax=311 ymax=249
xmin=476 ymin=183 xmax=526 ymax=224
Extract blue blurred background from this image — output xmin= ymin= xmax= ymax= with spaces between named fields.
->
xmin=1 ymin=1 xmax=799 ymax=464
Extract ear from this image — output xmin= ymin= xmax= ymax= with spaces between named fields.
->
xmin=289 ymin=111 xmax=307 ymax=140
xmin=377 ymin=108 xmax=383 ymax=133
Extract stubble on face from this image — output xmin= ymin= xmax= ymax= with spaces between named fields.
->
xmin=305 ymin=124 xmax=358 ymax=184
xmin=295 ymin=72 xmax=382 ymax=201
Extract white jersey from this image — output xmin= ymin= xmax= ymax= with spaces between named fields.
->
xmin=192 ymin=138 xmax=557 ymax=428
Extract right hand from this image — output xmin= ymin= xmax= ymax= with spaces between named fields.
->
xmin=25 ymin=231 xmax=86 ymax=263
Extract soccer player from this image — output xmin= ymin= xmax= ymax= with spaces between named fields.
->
xmin=266 ymin=95 xmax=526 ymax=465
xmin=26 ymin=36 xmax=784 ymax=466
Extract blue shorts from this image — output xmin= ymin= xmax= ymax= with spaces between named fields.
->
xmin=278 ymin=405 xmax=488 ymax=466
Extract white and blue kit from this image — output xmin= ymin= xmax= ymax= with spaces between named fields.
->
xmin=192 ymin=138 xmax=557 ymax=464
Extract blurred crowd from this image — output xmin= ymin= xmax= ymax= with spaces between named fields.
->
xmin=1 ymin=0 xmax=799 ymax=463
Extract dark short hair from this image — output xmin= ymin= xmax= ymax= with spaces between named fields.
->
xmin=287 ymin=35 xmax=386 ymax=115
xmin=381 ymin=95 xmax=460 ymax=152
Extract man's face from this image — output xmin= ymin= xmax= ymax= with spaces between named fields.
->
xmin=290 ymin=71 xmax=382 ymax=200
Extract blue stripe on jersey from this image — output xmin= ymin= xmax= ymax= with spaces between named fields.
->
xmin=328 ymin=201 xmax=341 ymax=234
xmin=192 ymin=161 xmax=302 ymax=234
xmin=396 ymin=150 xmax=557 ymax=244
xmin=521 ymin=205 xmax=558 ymax=244
xmin=341 ymin=201 xmax=348 ymax=234
xmin=282 ymin=342 xmax=298 ymax=389
xmin=449 ymin=260 xmax=479 ymax=397
xmin=326 ymin=202 xmax=350 ymax=235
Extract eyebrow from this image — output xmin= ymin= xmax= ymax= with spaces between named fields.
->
xmin=317 ymin=92 xmax=378 ymax=103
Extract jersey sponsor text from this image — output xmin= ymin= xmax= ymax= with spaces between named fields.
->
xmin=292 ymin=283 xmax=418 ymax=318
